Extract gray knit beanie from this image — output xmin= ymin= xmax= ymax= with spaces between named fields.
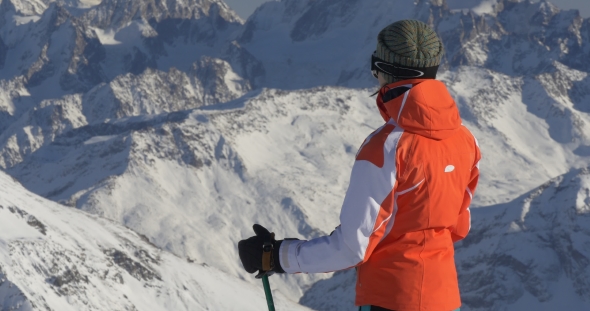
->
xmin=376 ymin=20 xmax=444 ymax=83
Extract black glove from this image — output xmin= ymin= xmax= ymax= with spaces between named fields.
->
xmin=238 ymin=224 xmax=285 ymax=274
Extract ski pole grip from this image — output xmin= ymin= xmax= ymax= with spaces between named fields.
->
xmin=261 ymin=232 xmax=275 ymax=272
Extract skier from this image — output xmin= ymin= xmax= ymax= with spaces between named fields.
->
xmin=238 ymin=20 xmax=480 ymax=311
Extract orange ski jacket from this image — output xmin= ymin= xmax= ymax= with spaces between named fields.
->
xmin=279 ymin=79 xmax=481 ymax=311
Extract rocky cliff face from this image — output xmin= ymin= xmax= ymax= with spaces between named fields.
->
xmin=0 ymin=0 xmax=252 ymax=107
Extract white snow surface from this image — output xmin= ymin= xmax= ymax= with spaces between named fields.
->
xmin=4 ymin=87 xmax=382 ymax=300
xmin=446 ymin=0 xmax=500 ymax=15
xmin=92 ymin=28 xmax=121 ymax=45
xmin=0 ymin=171 xmax=311 ymax=311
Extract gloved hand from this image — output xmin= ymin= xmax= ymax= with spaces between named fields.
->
xmin=238 ymin=224 xmax=285 ymax=274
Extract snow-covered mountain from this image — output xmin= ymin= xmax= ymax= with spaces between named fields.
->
xmin=2 ymin=86 xmax=384 ymax=299
xmin=456 ymin=167 xmax=590 ymax=310
xmin=1 ymin=0 xmax=590 ymax=310
xmin=237 ymin=0 xmax=590 ymax=87
xmin=0 ymin=170 xmax=311 ymax=311
xmin=3 ymin=69 xmax=590 ymax=307
xmin=0 ymin=0 xmax=252 ymax=106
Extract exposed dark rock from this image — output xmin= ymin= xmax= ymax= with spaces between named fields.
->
xmin=5 ymin=205 xmax=48 ymax=235
xmin=290 ymin=0 xmax=360 ymax=42
xmin=7 ymin=205 xmax=28 ymax=217
xmin=105 ymin=249 xmax=161 ymax=281
xmin=46 ymin=265 xmax=88 ymax=288
xmin=27 ymin=215 xmax=47 ymax=235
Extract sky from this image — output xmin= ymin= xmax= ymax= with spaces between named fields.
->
xmin=541 ymin=0 xmax=590 ymax=17
xmin=223 ymin=0 xmax=590 ymax=20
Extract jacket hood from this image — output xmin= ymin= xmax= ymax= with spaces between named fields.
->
xmin=376 ymin=79 xmax=461 ymax=140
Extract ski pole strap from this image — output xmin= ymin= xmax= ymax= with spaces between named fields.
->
xmin=262 ymin=233 xmax=275 ymax=271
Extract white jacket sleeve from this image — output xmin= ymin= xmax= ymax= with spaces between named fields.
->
xmin=279 ymin=123 xmax=403 ymax=273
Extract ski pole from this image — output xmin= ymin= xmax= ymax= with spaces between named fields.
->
xmin=256 ymin=270 xmax=275 ymax=311
xmin=261 ymin=273 xmax=276 ymax=311
xmin=254 ymin=226 xmax=276 ymax=311
xmin=254 ymin=225 xmax=275 ymax=311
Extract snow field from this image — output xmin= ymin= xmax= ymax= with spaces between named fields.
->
xmin=0 ymin=171 xmax=311 ymax=310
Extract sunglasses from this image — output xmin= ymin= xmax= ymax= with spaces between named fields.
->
xmin=371 ymin=51 xmax=438 ymax=80
xmin=371 ymin=51 xmax=382 ymax=79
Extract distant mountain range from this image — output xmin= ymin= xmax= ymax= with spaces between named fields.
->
xmin=1 ymin=0 xmax=589 ymax=310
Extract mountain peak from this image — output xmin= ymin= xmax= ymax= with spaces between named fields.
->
xmin=85 ymin=0 xmax=242 ymax=29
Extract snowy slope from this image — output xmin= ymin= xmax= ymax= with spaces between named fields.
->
xmin=0 ymin=170 xmax=310 ymax=311
xmin=442 ymin=64 xmax=590 ymax=205
xmin=3 ymin=87 xmax=383 ymax=300
xmin=456 ymin=167 xmax=590 ymax=310
xmin=300 ymin=167 xmax=590 ymax=311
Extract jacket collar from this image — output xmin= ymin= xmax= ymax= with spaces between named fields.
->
xmin=375 ymin=79 xmax=462 ymax=140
